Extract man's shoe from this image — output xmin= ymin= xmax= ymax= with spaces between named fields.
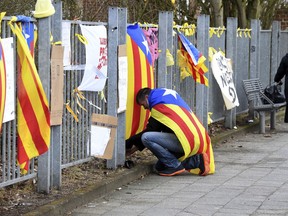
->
xmin=199 ymin=153 xmax=210 ymax=176
xmin=154 ymin=160 xmax=166 ymax=172
xmin=158 ymin=165 xmax=185 ymax=176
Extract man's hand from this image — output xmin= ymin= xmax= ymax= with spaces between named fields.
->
xmin=126 ymin=145 xmax=138 ymax=157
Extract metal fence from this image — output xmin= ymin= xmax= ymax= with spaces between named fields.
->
xmin=1 ymin=4 xmax=288 ymax=192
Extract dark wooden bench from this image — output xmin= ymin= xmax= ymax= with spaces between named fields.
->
xmin=242 ymin=78 xmax=286 ymax=133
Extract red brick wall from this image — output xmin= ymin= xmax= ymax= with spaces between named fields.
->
xmin=274 ymin=8 xmax=288 ymax=30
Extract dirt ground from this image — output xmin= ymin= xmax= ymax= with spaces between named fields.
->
xmin=0 ymin=148 xmax=159 ymax=216
xmin=0 ymin=119 xmax=244 ymax=216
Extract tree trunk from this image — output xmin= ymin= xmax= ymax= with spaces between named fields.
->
xmin=234 ymin=0 xmax=247 ymax=28
xmin=210 ymin=0 xmax=224 ymax=27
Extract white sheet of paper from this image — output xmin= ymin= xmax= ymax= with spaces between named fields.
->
xmin=62 ymin=21 xmax=71 ymax=66
xmin=90 ymin=125 xmax=111 ymax=156
xmin=2 ymin=37 xmax=15 ymax=123
xmin=78 ymin=25 xmax=107 ymax=92
xmin=117 ymin=56 xmax=128 ymax=113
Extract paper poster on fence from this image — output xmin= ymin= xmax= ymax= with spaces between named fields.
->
xmin=211 ymin=52 xmax=239 ymax=110
xmin=118 ymin=44 xmax=128 ymax=113
xmin=90 ymin=125 xmax=111 ymax=157
xmin=62 ymin=21 xmax=71 ymax=66
xmin=2 ymin=37 xmax=15 ymax=123
xmin=78 ymin=25 xmax=107 ymax=92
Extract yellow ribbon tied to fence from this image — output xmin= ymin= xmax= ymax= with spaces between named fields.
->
xmin=75 ymin=33 xmax=88 ymax=45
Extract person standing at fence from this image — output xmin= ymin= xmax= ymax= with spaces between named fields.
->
xmin=126 ymin=87 xmax=215 ymax=176
xmin=274 ymin=53 xmax=288 ymax=123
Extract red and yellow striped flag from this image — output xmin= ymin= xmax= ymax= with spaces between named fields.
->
xmin=9 ymin=16 xmax=50 ymax=174
xmin=149 ymin=88 xmax=215 ymax=174
xmin=126 ymin=24 xmax=155 ymax=139
xmin=178 ymin=32 xmax=209 ymax=86
xmin=0 ymin=12 xmax=6 ymax=133
xmin=0 ymin=40 xmax=6 ymax=133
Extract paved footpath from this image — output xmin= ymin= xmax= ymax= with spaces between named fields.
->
xmin=69 ymin=122 xmax=288 ymax=216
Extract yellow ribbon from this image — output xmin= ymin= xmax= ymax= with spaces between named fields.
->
xmin=0 ymin=12 xmax=6 ymax=34
xmin=75 ymin=33 xmax=88 ymax=44
xmin=73 ymin=88 xmax=87 ymax=112
xmin=65 ymin=101 xmax=79 ymax=122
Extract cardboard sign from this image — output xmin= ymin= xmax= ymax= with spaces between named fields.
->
xmin=50 ymin=45 xmax=64 ymax=125
xmin=90 ymin=114 xmax=118 ymax=159
xmin=211 ymin=52 xmax=239 ymax=110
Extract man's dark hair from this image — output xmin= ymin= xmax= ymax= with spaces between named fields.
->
xmin=136 ymin=88 xmax=151 ymax=105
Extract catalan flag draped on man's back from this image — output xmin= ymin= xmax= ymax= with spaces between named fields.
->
xmin=178 ymin=32 xmax=209 ymax=86
xmin=126 ymin=23 xmax=155 ymax=139
xmin=9 ymin=16 xmax=50 ymax=174
xmin=149 ymin=88 xmax=215 ymax=174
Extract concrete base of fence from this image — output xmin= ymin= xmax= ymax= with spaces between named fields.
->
xmin=24 ymin=110 xmax=285 ymax=216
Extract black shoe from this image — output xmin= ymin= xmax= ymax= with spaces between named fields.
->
xmin=158 ymin=164 xmax=185 ymax=176
xmin=154 ymin=160 xmax=166 ymax=172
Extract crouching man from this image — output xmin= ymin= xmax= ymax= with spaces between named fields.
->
xmin=126 ymin=88 xmax=215 ymax=176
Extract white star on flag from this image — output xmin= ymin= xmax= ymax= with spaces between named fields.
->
xmin=142 ymin=35 xmax=149 ymax=55
xmin=162 ymin=88 xmax=178 ymax=99
xmin=25 ymin=33 xmax=30 ymax=39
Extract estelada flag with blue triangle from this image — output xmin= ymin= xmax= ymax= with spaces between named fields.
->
xmin=149 ymin=88 xmax=215 ymax=174
xmin=126 ymin=23 xmax=155 ymax=139
xmin=178 ymin=32 xmax=209 ymax=86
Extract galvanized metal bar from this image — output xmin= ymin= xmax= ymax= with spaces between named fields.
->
xmin=259 ymin=31 xmax=271 ymax=84
xmin=0 ymin=173 xmax=37 ymax=188
xmin=1 ymin=126 xmax=6 ymax=182
xmin=61 ymin=157 xmax=92 ymax=169
xmin=157 ymin=11 xmax=168 ymax=88
xmin=173 ymin=31 xmax=180 ymax=93
xmin=196 ymin=15 xmax=209 ymax=127
xmin=203 ymin=15 xmax=210 ymax=128
xmin=115 ymin=7 xmax=127 ymax=166
xmin=271 ymin=21 xmax=281 ymax=82
xmin=250 ymin=19 xmax=261 ymax=79
xmin=279 ymin=30 xmax=288 ymax=58
xmin=224 ymin=17 xmax=238 ymax=129
xmin=37 ymin=17 xmax=51 ymax=193
xmin=50 ymin=0 xmax=63 ymax=189
xmin=208 ymin=33 xmax=226 ymax=122
xmin=166 ymin=11 xmax=173 ymax=89
xmin=106 ymin=7 xmax=119 ymax=169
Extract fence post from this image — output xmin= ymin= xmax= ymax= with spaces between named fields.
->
xmin=37 ymin=17 xmax=51 ymax=193
xmin=248 ymin=19 xmax=261 ymax=120
xmin=158 ymin=11 xmax=169 ymax=88
xmin=196 ymin=15 xmax=210 ymax=128
xmin=50 ymin=0 xmax=62 ymax=189
xmin=167 ymin=12 xmax=174 ymax=89
xmin=106 ymin=7 xmax=125 ymax=169
xmin=271 ymin=21 xmax=281 ymax=81
xmin=250 ymin=19 xmax=261 ymax=79
xmin=225 ymin=17 xmax=238 ymax=129
xmin=115 ymin=7 xmax=127 ymax=166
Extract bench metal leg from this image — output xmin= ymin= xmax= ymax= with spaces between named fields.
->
xmin=259 ymin=112 xmax=266 ymax=134
xmin=270 ymin=111 xmax=276 ymax=130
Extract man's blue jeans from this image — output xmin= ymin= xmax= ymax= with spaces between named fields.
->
xmin=141 ymin=132 xmax=201 ymax=169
